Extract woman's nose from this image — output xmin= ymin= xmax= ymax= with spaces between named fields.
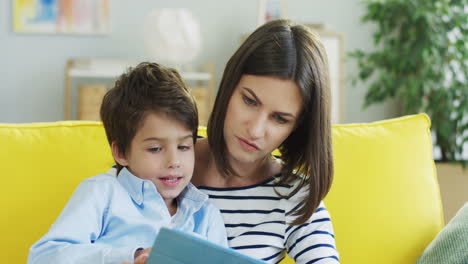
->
xmin=247 ymin=113 xmax=267 ymax=139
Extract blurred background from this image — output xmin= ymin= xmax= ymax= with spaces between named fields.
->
xmin=0 ymin=0 xmax=398 ymax=124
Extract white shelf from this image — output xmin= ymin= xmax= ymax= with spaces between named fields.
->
xmin=68 ymin=59 xmax=211 ymax=81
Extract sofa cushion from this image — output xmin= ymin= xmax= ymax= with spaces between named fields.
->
xmin=324 ymin=114 xmax=443 ymax=263
xmin=415 ymin=202 xmax=468 ymax=264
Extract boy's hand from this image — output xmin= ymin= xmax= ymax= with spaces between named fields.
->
xmin=121 ymin=247 xmax=152 ymax=264
xmin=134 ymin=247 xmax=151 ymax=264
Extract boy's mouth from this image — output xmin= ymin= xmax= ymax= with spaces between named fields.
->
xmin=159 ymin=176 xmax=183 ymax=187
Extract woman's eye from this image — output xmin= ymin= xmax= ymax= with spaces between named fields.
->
xmin=178 ymin=145 xmax=191 ymax=151
xmin=242 ymin=95 xmax=257 ymax=106
xmin=148 ymin=147 xmax=161 ymax=153
xmin=274 ymin=114 xmax=289 ymax=124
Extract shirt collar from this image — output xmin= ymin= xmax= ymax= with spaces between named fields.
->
xmin=116 ymin=167 xmax=146 ymax=205
xmin=177 ymin=183 xmax=209 ymax=212
xmin=116 ymin=168 xmax=209 ymax=210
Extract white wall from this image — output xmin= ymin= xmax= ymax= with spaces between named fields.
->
xmin=0 ymin=0 xmax=399 ymax=123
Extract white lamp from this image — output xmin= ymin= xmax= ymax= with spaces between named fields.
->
xmin=144 ymin=8 xmax=202 ymax=70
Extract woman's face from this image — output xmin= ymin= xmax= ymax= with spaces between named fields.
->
xmin=223 ymin=74 xmax=303 ymax=165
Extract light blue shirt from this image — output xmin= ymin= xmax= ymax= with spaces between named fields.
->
xmin=27 ymin=168 xmax=228 ymax=264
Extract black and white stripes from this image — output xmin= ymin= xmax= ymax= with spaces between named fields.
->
xmin=198 ymin=176 xmax=339 ymax=264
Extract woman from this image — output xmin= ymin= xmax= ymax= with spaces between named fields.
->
xmin=132 ymin=19 xmax=338 ymax=264
xmin=192 ymin=19 xmax=338 ymax=263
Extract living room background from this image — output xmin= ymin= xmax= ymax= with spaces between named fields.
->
xmin=0 ymin=0 xmax=400 ymax=123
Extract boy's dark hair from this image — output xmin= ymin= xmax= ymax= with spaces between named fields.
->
xmin=207 ymin=19 xmax=333 ymax=225
xmin=100 ymin=62 xmax=198 ymax=173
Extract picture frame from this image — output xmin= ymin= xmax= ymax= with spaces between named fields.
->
xmin=257 ymin=0 xmax=288 ymax=26
xmin=13 ymin=0 xmax=110 ymax=34
xmin=306 ymin=25 xmax=346 ymax=124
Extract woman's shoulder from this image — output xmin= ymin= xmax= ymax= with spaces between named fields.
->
xmin=279 ymin=175 xmax=332 ymax=224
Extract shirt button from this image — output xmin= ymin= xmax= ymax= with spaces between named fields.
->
xmin=144 ymin=182 xmax=150 ymax=189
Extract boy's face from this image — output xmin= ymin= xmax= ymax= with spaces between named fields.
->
xmin=115 ymin=112 xmax=195 ymax=210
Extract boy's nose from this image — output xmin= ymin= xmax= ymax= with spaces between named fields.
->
xmin=168 ymin=160 xmax=181 ymax=168
xmin=167 ymin=149 xmax=181 ymax=168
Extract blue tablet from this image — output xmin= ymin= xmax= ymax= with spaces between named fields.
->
xmin=147 ymin=227 xmax=266 ymax=264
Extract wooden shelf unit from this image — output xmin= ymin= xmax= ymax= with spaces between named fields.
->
xmin=64 ymin=59 xmax=215 ymax=125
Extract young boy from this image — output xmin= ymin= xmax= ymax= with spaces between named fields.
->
xmin=27 ymin=62 xmax=228 ymax=264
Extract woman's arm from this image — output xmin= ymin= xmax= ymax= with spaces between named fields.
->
xmin=285 ymin=200 xmax=339 ymax=264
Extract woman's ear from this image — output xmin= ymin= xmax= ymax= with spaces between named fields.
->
xmin=111 ymin=142 xmax=128 ymax=166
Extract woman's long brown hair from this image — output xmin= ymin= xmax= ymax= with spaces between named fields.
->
xmin=208 ymin=19 xmax=333 ymax=225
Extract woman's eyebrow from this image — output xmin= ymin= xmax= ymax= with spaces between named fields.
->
xmin=243 ymin=87 xmax=296 ymax=118
xmin=243 ymin=87 xmax=262 ymax=105
xmin=275 ymin=111 xmax=296 ymax=118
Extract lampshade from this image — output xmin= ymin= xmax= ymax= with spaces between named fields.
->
xmin=144 ymin=8 xmax=202 ymax=67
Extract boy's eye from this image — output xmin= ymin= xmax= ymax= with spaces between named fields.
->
xmin=148 ymin=147 xmax=161 ymax=153
xmin=178 ymin=145 xmax=191 ymax=151
xmin=273 ymin=114 xmax=289 ymax=124
xmin=242 ymin=95 xmax=257 ymax=106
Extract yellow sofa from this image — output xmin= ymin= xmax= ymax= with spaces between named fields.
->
xmin=1 ymin=114 xmax=443 ymax=263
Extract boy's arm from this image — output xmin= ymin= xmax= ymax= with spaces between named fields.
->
xmin=27 ymin=178 xmax=142 ymax=264
xmin=205 ymin=203 xmax=229 ymax=247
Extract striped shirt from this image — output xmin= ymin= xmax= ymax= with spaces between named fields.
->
xmin=198 ymin=176 xmax=339 ymax=264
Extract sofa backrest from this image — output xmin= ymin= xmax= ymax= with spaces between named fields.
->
xmin=0 ymin=114 xmax=443 ymax=263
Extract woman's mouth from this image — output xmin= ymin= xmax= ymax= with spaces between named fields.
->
xmin=236 ymin=136 xmax=259 ymax=152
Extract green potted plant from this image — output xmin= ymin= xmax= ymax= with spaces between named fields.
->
xmin=350 ymin=0 xmax=467 ymax=221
